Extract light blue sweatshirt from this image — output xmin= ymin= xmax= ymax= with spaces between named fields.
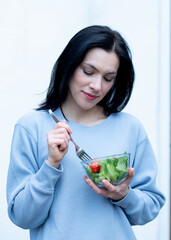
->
xmin=7 ymin=109 xmax=165 ymax=240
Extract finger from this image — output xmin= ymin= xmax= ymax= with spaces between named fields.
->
xmin=59 ymin=143 xmax=68 ymax=151
xmin=58 ymin=139 xmax=69 ymax=151
xmin=47 ymin=130 xmax=69 ymax=143
xmin=102 ymin=179 xmax=116 ymax=192
xmin=49 ymin=128 xmax=71 ymax=141
xmin=56 ymin=131 xmax=71 ymax=141
xmin=54 ymin=121 xmax=72 ymax=134
xmin=61 ymin=119 xmax=66 ymax=123
xmin=83 ymin=176 xmax=109 ymax=197
xmin=123 ymin=168 xmax=134 ymax=185
xmin=48 ymin=138 xmax=66 ymax=149
xmin=60 ymin=119 xmax=72 ymax=134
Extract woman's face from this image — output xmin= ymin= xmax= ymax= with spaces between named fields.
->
xmin=67 ymin=48 xmax=120 ymax=111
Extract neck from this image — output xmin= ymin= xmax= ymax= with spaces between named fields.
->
xmin=61 ymin=103 xmax=107 ymax=126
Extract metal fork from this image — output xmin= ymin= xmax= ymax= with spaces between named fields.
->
xmin=48 ymin=109 xmax=92 ymax=161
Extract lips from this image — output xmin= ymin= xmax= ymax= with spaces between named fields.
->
xmin=83 ymin=91 xmax=98 ymax=100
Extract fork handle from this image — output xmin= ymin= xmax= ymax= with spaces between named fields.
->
xmin=48 ymin=110 xmax=80 ymax=150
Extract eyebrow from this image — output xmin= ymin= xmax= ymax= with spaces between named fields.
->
xmin=83 ymin=63 xmax=117 ymax=75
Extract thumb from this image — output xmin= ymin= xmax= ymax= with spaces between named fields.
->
xmin=124 ymin=168 xmax=134 ymax=185
xmin=61 ymin=119 xmax=66 ymax=123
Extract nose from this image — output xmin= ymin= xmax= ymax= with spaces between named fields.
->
xmin=89 ymin=76 xmax=102 ymax=92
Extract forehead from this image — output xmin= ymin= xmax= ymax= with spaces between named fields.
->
xmin=82 ymin=48 xmax=120 ymax=72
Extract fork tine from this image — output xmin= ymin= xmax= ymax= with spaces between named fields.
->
xmin=78 ymin=152 xmax=92 ymax=161
xmin=83 ymin=154 xmax=92 ymax=161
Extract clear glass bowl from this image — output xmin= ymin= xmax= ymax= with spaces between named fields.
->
xmin=81 ymin=152 xmax=130 ymax=188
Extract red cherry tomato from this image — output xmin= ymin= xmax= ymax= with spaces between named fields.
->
xmin=89 ymin=161 xmax=101 ymax=173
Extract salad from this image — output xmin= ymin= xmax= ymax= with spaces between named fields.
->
xmin=83 ymin=153 xmax=129 ymax=187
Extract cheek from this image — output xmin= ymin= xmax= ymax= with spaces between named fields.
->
xmin=69 ymin=72 xmax=85 ymax=93
xmin=71 ymin=73 xmax=85 ymax=88
xmin=102 ymin=83 xmax=113 ymax=96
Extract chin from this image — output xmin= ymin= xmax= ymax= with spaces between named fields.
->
xmin=76 ymin=98 xmax=100 ymax=110
xmin=81 ymin=104 xmax=99 ymax=111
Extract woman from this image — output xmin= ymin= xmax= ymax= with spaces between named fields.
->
xmin=7 ymin=25 xmax=165 ymax=240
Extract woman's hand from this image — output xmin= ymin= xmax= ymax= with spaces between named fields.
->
xmin=83 ymin=168 xmax=134 ymax=201
xmin=46 ymin=120 xmax=72 ymax=168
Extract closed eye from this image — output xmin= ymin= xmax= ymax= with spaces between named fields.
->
xmin=83 ymin=70 xmax=93 ymax=76
xmin=104 ymin=76 xmax=116 ymax=82
xmin=104 ymin=77 xmax=113 ymax=82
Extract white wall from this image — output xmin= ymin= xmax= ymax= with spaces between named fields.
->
xmin=0 ymin=0 xmax=170 ymax=239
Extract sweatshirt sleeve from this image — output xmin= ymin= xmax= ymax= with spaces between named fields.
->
xmin=110 ymin=136 xmax=166 ymax=225
xmin=7 ymin=124 xmax=63 ymax=229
